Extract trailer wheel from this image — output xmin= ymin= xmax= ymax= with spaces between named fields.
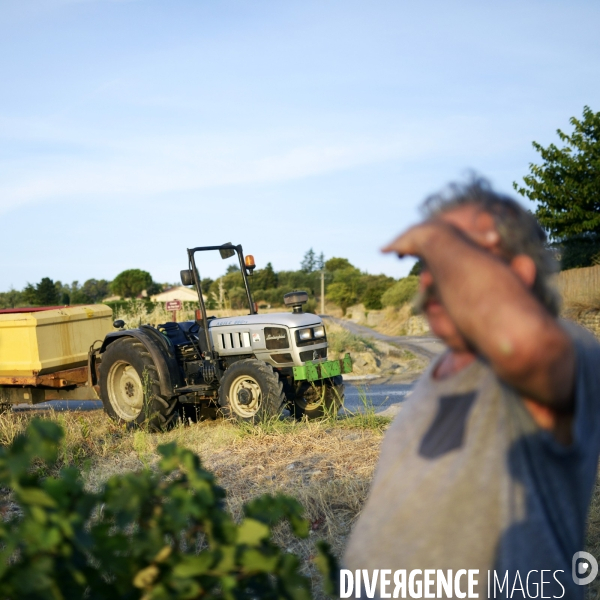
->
xmin=219 ymin=359 xmax=285 ymax=423
xmin=99 ymin=338 xmax=178 ymax=431
xmin=293 ymin=375 xmax=344 ymax=420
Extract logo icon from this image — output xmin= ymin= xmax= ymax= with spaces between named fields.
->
xmin=572 ymin=551 xmax=598 ymax=585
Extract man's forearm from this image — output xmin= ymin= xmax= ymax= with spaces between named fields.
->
xmin=418 ymin=224 xmax=574 ymax=407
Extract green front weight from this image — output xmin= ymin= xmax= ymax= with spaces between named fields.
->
xmin=293 ymin=353 xmax=353 ymax=382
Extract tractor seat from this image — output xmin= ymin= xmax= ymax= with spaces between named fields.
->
xmin=157 ymin=322 xmax=191 ymax=347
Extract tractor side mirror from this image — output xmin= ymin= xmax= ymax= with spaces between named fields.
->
xmin=180 ymin=269 xmax=194 ymax=286
xmin=219 ymin=244 xmax=235 ymax=259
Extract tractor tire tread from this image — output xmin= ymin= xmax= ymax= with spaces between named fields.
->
xmin=99 ymin=337 xmax=178 ymax=431
xmin=218 ymin=359 xmax=285 ymax=422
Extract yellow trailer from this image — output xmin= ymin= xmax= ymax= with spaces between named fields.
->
xmin=0 ymin=305 xmax=113 ymax=406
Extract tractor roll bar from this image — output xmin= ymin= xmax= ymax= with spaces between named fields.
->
xmin=186 ymin=243 xmax=256 ymax=360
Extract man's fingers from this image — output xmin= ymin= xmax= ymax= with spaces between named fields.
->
xmin=381 ymin=224 xmax=424 ymax=258
xmin=381 ymin=235 xmax=411 ymax=257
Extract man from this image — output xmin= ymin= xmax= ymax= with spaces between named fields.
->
xmin=344 ymin=179 xmax=600 ymax=598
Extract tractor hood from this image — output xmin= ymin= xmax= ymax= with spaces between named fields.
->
xmin=209 ymin=313 xmax=321 ymax=329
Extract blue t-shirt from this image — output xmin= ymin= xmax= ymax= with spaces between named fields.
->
xmin=344 ymin=321 xmax=600 ymax=599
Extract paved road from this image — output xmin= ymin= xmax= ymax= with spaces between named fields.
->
xmin=323 ymin=315 xmax=447 ymax=414
xmin=343 ymin=380 xmax=414 ymax=415
xmin=13 ymin=400 xmax=102 ymax=412
xmin=323 ymin=315 xmax=445 ymax=360
xmin=15 ymin=381 xmax=415 ymax=416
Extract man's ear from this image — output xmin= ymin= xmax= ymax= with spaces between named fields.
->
xmin=510 ymin=255 xmax=536 ymax=288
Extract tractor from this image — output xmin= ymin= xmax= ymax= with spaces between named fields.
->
xmin=97 ymin=243 xmax=352 ymax=429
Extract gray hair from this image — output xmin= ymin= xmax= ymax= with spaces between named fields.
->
xmin=421 ymin=177 xmax=560 ymax=316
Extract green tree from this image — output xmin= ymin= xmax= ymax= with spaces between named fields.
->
xmin=0 ymin=288 xmax=25 ymax=309
xmin=34 ymin=277 xmax=60 ymax=306
xmin=324 ymin=257 xmax=353 ymax=272
xmin=301 ymin=248 xmax=317 ymax=273
xmin=54 ymin=280 xmax=71 ymax=305
xmin=221 ymin=269 xmax=244 ymax=291
xmin=332 ymin=267 xmax=363 ymax=297
xmin=316 ymin=252 xmax=325 ymax=271
xmin=360 ymin=275 xmax=395 ymax=310
xmin=200 ymin=277 xmax=214 ymax=295
xmin=22 ymin=284 xmax=38 ymax=306
xmin=409 ymin=261 xmax=422 ymax=276
xmin=111 ymin=269 xmax=154 ymax=299
xmin=326 ymin=282 xmax=356 ymax=316
xmin=252 ymin=262 xmax=278 ymax=291
xmin=381 ymin=276 xmax=419 ymax=308
xmin=80 ymin=279 xmax=111 ymax=303
xmin=514 ymin=106 xmax=600 ymax=268
xmin=228 ymin=286 xmax=248 ymax=309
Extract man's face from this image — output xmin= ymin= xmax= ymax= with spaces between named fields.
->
xmin=419 ymin=205 xmax=499 ymax=351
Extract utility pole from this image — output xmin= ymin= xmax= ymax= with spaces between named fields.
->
xmin=321 ymin=269 xmax=325 ymax=315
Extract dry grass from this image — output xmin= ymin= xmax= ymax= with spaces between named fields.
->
xmin=4 ymin=405 xmax=600 ymax=597
xmin=113 ymin=302 xmax=332 ymax=330
xmin=0 ymin=407 xmax=387 ymax=598
xmin=326 ymin=321 xmax=380 ymax=357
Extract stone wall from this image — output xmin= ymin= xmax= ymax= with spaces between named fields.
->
xmin=570 ymin=310 xmax=600 ymax=338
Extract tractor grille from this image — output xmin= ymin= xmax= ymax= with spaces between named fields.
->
xmin=299 ymin=348 xmax=327 ymax=362
xmin=217 ymin=331 xmax=251 ymax=350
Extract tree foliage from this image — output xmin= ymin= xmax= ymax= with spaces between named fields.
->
xmin=361 ymin=275 xmax=396 ymax=310
xmin=301 ymin=248 xmax=317 ymax=273
xmin=111 ymin=269 xmax=156 ymax=299
xmin=300 ymin=249 xmax=325 ymax=273
xmin=76 ymin=279 xmax=111 ymax=303
xmin=326 ymin=282 xmax=356 ymax=316
xmin=381 ymin=276 xmax=419 ymax=308
xmin=19 ymin=278 xmax=61 ymax=307
xmin=324 ymin=257 xmax=353 ymax=272
xmin=252 ymin=263 xmax=278 ymax=291
xmin=0 ymin=420 xmax=337 ymax=599
xmin=514 ymin=106 xmax=600 ymax=268
xmin=0 ymin=288 xmax=24 ymax=309
xmin=0 ymin=255 xmax=401 ymax=315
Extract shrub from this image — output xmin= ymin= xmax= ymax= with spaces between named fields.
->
xmin=360 ymin=275 xmax=395 ymax=310
xmin=0 ymin=420 xmax=337 ymax=599
xmin=381 ymin=276 xmax=419 ymax=308
xmin=326 ymin=282 xmax=356 ymax=315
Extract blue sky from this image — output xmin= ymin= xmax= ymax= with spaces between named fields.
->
xmin=1 ymin=0 xmax=599 ymax=290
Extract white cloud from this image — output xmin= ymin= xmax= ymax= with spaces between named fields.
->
xmin=0 ymin=111 xmax=514 ymax=215
xmin=0 ymin=133 xmax=418 ymax=213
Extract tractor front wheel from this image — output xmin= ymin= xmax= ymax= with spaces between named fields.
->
xmin=99 ymin=338 xmax=178 ymax=431
xmin=292 ymin=375 xmax=344 ymax=420
xmin=218 ymin=359 xmax=285 ymax=423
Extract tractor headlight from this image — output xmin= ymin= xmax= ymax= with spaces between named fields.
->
xmin=313 ymin=325 xmax=325 ymax=338
xmin=298 ymin=328 xmax=313 ymax=341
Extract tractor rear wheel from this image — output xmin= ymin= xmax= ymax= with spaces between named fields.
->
xmin=293 ymin=375 xmax=344 ymax=420
xmin=218 ymin=359 xmax=285 ymax=423
xmin=99 ymin=338 xmax=178 ymax=431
